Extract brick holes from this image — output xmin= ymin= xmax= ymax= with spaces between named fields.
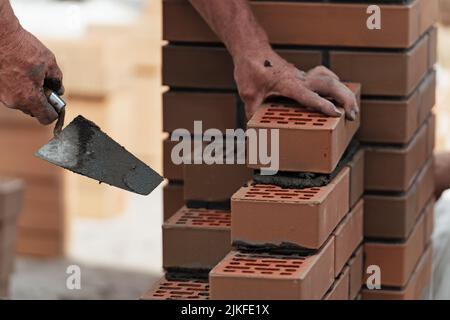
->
xmin=255 ymin=106 xmax=334 ymax=128
xmin=217 ymin=252 xmax=306 ymax=277
xmin=174 ymin=208 xmax=231 ymax=227
xmin=151 ymin=279 xmax=210 ymax=300
xmin=241 ymin=184 xmax=324 ymax=201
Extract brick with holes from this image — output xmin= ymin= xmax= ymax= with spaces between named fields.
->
xmin=362 ymin=244 xmax=432 ymax=300
xmin=247 ymin=83 xmax=360 ymax=174
xmin=209 ymin=237 xmax=335 ymax=300
xmin=323 ymin=266 xmax=350 ymax=300
xmin=364 ymin=212 xmax=426 ymax=288
xmin=140 ymin=276 xmax=210 ymax=300
xmin=231 ymin=167 xmax=349 ymax=250
xmin=364 ymin=114 xmax=434 ymax=192
xmin=364 ymin=157 xmax=434 ymax=239
xmin=163 ymin=206 xmax=231 ymax=270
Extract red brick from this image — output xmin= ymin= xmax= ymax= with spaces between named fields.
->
xmin=141 ymin=276 xmax=209 ymax=300
xmin=163 ymin=91 xmax=240 ymax=133
xmin=323 ymin=267 xmax=350 ymax=300
xmin=209 ymin=237 xmax=335 ymax=300
xmin=359 ymin=70 xmax=436 ymax=144
xmin=333 ymin=199 xmax=364 ymax=277
xmin=16 ymin=227 xmax=64 ymax=257
xmin=364 ymin=157 xmax=434 ymax=239
xmin=163 ymin=0 xmax=437 ymax=49
xmin=163 ymin=45 xmax=322 ymax=89
xmin=362 ymin=244 xmax=432 ymax=300
xmin=163 ymin=206 xmax=231 ymax=270
xmin=348 ymin=246 xmax=364 ymax=300
xmin=163 ymin=182 xmax=184 ymax=221
xmin=163 ymin=138 xmax=183 ymax=181
xmin=364 ymin=117 xmax=432 ymax=192
xmin=231 ymin=167 xmax=349 ymax=250
xmin=347 ymin=149 xmax=365 ymax=209
xmin=330 ymin=29 xmax=434 ymax=96
xmin=183 ymin=158 xmax=252 ymax=206
xmin=364 ymin=213 xmax=426 ymax=287
xmin=247 ymin=84 xmax=360 ymax=173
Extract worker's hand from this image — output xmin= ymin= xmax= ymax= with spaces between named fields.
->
xmin=0 ymin=26 xmax=64 ymax=125
xmin=233 ymin=48 xmax=358 ymax=120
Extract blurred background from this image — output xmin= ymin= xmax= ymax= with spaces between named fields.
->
xmin=1 ymin=0 xmax=450 ymax=299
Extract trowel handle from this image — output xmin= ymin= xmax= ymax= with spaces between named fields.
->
xmin=44 ymin=89 xmax=66 ymax=135
xmin=45 ymin=89 xmax=66 ymax=114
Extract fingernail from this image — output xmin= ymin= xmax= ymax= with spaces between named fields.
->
xmin=333 ymin=106 xmax=342 ymax=116
xmin=349 ymin=110 xmax=356 ymax=120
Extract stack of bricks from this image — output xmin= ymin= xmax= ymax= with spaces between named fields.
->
xmin=0 ymin=106 xmax=65 ymax=257
xmin=144 ymin=0 xmax=438 ymax=299
xmin=0 ymin=178 xmax=24 ymax=298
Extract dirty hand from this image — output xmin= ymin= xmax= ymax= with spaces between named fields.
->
xmin=0 ymin=26 xmax=64 ymax=125
xmin=233 ymin=48 xmax=359 ymax=120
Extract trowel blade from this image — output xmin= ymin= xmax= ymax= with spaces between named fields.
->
xmin=35 ymin=115 xmax=163 ymax=195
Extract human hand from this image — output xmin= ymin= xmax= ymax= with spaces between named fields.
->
xmin=0 ymin=26 xmax=64 ymax=124
xmin=233 ymin=48 xmax=359 ymax=120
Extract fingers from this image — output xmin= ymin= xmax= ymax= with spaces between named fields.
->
xmin=307 ymin=66 xmax=339 ymax=81
xmin=281 ymin=83 xmax=342 ymax=118
xmin=45 ymin=55 xmax=65 ymax=95
xmin=28 ymin=89 xmax=59 ymax=125
xmin=305 ymin=75 xmax=358 ymax=120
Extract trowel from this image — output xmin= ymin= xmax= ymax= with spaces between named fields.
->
xmin=35 ymin=90 xmax=163 ymax=196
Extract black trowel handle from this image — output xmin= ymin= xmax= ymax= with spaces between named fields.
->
xmin=45 ymin=89 xmax=66 ymax=135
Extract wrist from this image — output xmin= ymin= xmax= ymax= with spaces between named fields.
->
xmin=0 ymin=1 xmax=21 ymax=42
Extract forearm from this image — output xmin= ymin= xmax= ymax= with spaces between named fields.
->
xmin=0 ymin=0 xmax=20 ymax=41
xmin=189 ymin=0 xmax=271 ymax=59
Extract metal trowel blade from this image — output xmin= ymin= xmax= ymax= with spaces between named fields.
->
xmin=35 ymin=115 xmax=163 ymax=195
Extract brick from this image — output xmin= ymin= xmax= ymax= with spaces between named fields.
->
xmin=17 ymin=177 xmax=64 ymax=232
xmin=231 ymin=167 xmax=349 ymax=250
xmin=362 ymin=244 xmax=432 ymax=300
xmin=163 ymin=138 xmax=183 ymax=181
xmin=364 ymin=157 xmax=434 ymax=239
xmin=209 ymin=237 xmax=335 ymax=300
xmin=347 ymin=149 xmax=365 ymax=209
xmin=163 ymin=206 xmax=231 ymax=270
xmin=333 ymin=199 xmax=364 ymax=277
xmin=0 ymin=119 xmax=61 ymax=181
xmin=163 ymin=44 xmax=322 ymax=89
xmin=163 ymin=91 xmax=241 ymax=133
xmin=163 ymin=182 xmax=184 ymax=221
xmin=364 ymin=117 xmax=431 ymax=192
xmin=16 ymin=228 xmax=64 ymax=257
xmin=247 ymin=84 xmax=361 ymax=173
xmin=141 ymin=276 xmax=209 ymax=300
xmin=0 ymin=178 xmax=24 ymax=222
xmin=348 ymin=246 xmax=364 ymax=300
xmin=163 ymin=0 xmax=437 ymax=49
xmin=364 ymin=213 xmax=426 ymax=287
xmin=423 ymin=200 xmax=434 ymax=246
xmin=183 ymin=157 xmax=252 ymax=206
xmin=323 ymin=267 xmax=350 ymax=300
xmin=426 ymin=112 xmax=436 ymax=155
xmin=359 ymin=70 xmax=436 ymax=144
xmin=330 ymin=29 xmax=434 ymax=96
